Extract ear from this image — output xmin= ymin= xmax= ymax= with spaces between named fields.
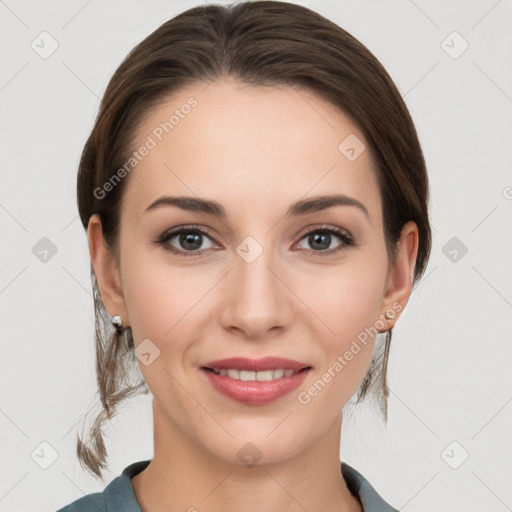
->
xmin=377 ymin=221 xmax=419 ymax=332
xmin=87 ymin=214 xmax=130 ymax=326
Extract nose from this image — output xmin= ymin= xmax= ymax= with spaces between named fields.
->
xmin=219 ymin=244 xmax=295 ymax=340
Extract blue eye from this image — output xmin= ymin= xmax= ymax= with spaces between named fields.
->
xmin=153 ymin=224 xmax=354 ymax=258
xmin=295 ymin=226 xmax=354 ymax=256
xmin=154 ymin=225 xmax=216 ymax=257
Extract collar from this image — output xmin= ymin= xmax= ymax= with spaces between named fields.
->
xmin=102 ymin=459 xmax=398 ymax=511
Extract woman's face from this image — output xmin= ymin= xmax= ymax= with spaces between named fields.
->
xmin=90 ymin=77 xmax=417 ymax=466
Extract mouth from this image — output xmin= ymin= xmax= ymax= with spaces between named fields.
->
xmin=200 ymin=356 xmax=312 ymax=405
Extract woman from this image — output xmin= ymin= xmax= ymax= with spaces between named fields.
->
xmin=57 ymin=1 xmax=431 ymax=510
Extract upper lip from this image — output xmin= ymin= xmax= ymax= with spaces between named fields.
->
xmin=203 ymin=356 xmax=311 ymax=372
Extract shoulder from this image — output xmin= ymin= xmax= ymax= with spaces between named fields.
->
xmin=341 ymin=461 xmax=399 ymax=512
xmin=55 ymin=460 xmax=151 ymax=512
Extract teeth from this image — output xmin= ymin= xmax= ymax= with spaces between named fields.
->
xmin=212 ymin=368 xmax=301 ymax=381
xmin=256 ymin=370 xmax=274 ymax=381
xmin=240 ymin=370 xmax=256 ymax=381
xmin=227 ymin=369 xmax=240 ymax=379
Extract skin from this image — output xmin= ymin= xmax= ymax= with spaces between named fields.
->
xmin=88 ymin=77 xmax=418 ymax=512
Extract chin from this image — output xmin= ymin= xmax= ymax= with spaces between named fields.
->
xmin=199 ymin=429 xmax=307 ymax=468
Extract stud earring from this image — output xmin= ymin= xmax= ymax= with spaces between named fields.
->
xmin=112 ymin=315 xmax=124 ymax=334
xmin=385 ymin=310 xmax=395 ymax=321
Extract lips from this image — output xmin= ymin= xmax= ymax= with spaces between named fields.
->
xmin=200 ymin=356 xmax=312 ymax=405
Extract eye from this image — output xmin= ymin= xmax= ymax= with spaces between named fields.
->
xmin=153 ymin=225 xmax=218 ymax=257
xmin=295 ymin=225 xmax=354 ymax=256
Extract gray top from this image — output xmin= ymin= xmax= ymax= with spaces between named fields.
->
xmin=56 ymin=459 xmax=398 ymax=511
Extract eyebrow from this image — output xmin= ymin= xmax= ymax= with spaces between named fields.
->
xmin=144 ymin=194 xmax=370 ymax=221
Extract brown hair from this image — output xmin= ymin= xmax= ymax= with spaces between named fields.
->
xmin=75 ymin=0 xmax=431 ymax=479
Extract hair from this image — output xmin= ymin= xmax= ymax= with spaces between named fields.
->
xmin=75 ymin=0 xmax=431 ymax=480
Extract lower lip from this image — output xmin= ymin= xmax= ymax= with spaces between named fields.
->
xmin=201 ymin=368 xmax=311 ymax=405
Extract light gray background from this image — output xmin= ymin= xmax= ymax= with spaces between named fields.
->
xmin=1 ymin=0 xmax=511 ymax=511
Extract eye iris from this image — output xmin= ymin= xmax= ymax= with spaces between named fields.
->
xmin=180 ymin=232 xmax=202 ymax=251
xmin=309 ymin=232 xmax=331 ymax=250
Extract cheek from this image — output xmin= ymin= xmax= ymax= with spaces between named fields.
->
xmin=121 ymin=246 xmax=219 ymax=350
xmin=293 ymin=254 xmax=388 ymax=405
xmin=121 ymin=261 xmax=206 ymax=403
xmin=296 ymin=256 xmax=387 ymax=346
xmin=295 ymin=270 xmax=386 ymax=414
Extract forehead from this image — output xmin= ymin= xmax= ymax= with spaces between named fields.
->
xmin=122 ymin=77 xmax=381 ymax=225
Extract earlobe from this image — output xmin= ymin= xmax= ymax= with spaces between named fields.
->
xmin=87 ymin=214 xmax=129 ymax=324
xmin=378 ymin=221 xmax=419 ymax=331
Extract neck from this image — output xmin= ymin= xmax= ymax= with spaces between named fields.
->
xmin=131 ymin=400 xmax=362 ymax=512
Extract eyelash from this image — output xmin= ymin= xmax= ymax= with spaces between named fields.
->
xmin=152 ymin=223 xmax=355 ymax=259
